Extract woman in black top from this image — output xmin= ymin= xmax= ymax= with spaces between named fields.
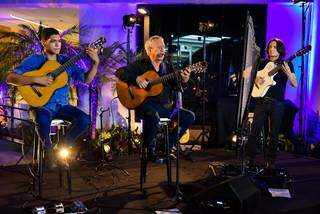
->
xmin=246 ymin=38 xmax=297 ymax=168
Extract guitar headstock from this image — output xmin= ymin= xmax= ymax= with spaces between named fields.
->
xmin=295 ymin=45 xmax=311 ymax=57
xmin=287 ymin=45 xmax=311 ymax=62
xmin=89 ymin=37 xmax=107 ymax=50
xmin=186 ymin=61 xmax=208 ymax=74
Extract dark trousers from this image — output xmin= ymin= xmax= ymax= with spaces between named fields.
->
xmin=136 ymin=102 xmax=195 ymax=152
xmin=29 ymin=105 xmax=90 ymax=152
xmin=246 ymin=98 xmax=284 ymax=164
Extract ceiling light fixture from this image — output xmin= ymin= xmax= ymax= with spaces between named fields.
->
xmin=10 ymin=14 xmax=63 ymax=32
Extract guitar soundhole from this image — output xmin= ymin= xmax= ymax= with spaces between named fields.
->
xmin=145 ymin=85 xmax=151 ymax=91
xmin=145 ymin=79 xmax=151 ymax=91
xmin=47 ymin=73 xmax=56 ymax=80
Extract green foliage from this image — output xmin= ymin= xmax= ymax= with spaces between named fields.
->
xmin=97 ymin=125 xmax=142 ymax=156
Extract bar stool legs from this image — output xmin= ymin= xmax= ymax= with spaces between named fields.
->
xmin=139 ymin=118 xmax=173 ymax=195
xmin=140 ymin=143 xmax=147 ymax=194
xmin=163 ymin=121 xmax=172 ymax=188
xmin=31 ymin=134 xmax=44 ymax=198
xmin=66 ymin=162 xmax=72 ymax=195
xmin=37 ymin=139 xmax=44 ymax=198
xmin=31 ymin=120 xmax=73 ymax=198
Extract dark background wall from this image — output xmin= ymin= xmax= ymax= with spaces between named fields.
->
xmin=136 ymin=4 xmax=267 ymax=129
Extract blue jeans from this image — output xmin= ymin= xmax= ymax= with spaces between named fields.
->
xmin=136 ymin=101 xmax=195 ymax=152
xmin=29 ymin=105 xmax=90 ymax=151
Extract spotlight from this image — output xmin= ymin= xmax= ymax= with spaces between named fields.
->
xmin=123 ymin=14 xmax=137 ymax=28
xmin=231 ymin=134 xmax=238 ymax=144
xmin=103 ymin=144 xmax=111 ymax=154
xmin=138 ymin=7 xmax=148 ymax=15
xmin=59 ymin=147 xmax=70 ymax=159
xmin=207 ymin=21 xmax=215 ymax=29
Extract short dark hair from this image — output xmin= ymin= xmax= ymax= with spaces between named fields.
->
xmin=41 ymin=27 xmax=60 ymax=42
xmin=267 ymin=38 xmax=286 ymax=60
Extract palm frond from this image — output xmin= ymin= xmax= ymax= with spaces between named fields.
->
xmin=61 ymin=25 xmax=79 ymax=38
xmin=18 ymin=24 xmax=41 ymax=43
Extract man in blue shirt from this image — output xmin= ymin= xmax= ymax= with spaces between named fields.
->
xmin=6 ymin=28 xmax=100 ymax=166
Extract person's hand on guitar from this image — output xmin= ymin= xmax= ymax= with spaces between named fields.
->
xmin=282 ymin=61 xmax=298 ymax=87
xmin=136 ymin=75 xmax=149 ymax=89
xmin=281 ymin=61 xmax=291 ymax=76
xmin=181 ymin=68 xmax=191 ymax=83
xmin=86 ymin=47 xmax=100 ymax=65
xmin=255 ymin=76 xmax=265 ymax=86
xmin=34 ymin=76 xmax=53 ymax=86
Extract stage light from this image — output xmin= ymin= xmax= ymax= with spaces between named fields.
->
xmin=123 ymin=14 xmax=137 ymax=28
xmin=207 ymin=21 xmax=215 ymax=29
xmin=103 ymin=144 xmax=111 ymax=154
xmin=231 ymin=134 xmax=238 ymax=143
xmin=138 ymin=7 xmax=148 ymax=15
xmin=59 ymin=147 xmax=70 ymax=159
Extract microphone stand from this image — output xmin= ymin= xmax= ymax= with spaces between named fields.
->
xmin=174 ymin=74 xmax=184 ymax=200
xmin=297 ymin=0 xmax=309 ymax=152
xmin=94 ymin=107 xmax=130 ymax=177
xmin=195 ymin=22 xmax=212 ymax=145
xmin=125 ymin=26 xmax=135 ymax=154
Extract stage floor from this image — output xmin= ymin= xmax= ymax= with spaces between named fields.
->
xmin=1 ymin=141 xmax=320 ymax=214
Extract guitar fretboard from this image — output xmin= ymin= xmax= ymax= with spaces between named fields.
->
xmin=149 ymin=70 xmax=180 ymax=86
xmin=148 ymin=62 xmax=205 ymax=86
xmin=52 ymin=52 xmax=87 ymax=78
xmin=267 ymin=55 xmax=296 ymax=77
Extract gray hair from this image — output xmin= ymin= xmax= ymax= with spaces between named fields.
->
xmin=144 ymin=35 xmax=164 ymax=55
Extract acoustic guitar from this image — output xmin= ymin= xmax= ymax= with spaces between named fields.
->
xmin=251 ymin=45 xmax=311 ymax=98
xmin=116 ymin=61 xmax=207 ymax=109
xmin=17 ymin=37 xmax=106 ymax=107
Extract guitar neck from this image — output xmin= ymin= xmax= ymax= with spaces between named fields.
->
xmin=149 ymin=70 xmax=180 ymax=86
xmin=267 ymin=55 xmax=295 ymax=77
xmin=53 ymin=51 xmax=86 ymax=78
xmin=266 ymin=46 xmax=311 ymax=77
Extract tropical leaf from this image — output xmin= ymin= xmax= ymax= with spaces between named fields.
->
xmin=60 ymin=25 xmax=79 ymax=38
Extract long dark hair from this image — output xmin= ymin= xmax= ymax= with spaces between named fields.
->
xmin=267 ymin=38 xmax=286 ymax=60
